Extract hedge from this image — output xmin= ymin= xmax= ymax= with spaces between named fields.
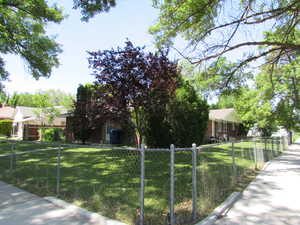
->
xmin=0 ymin=120 xmax=13 ymax=137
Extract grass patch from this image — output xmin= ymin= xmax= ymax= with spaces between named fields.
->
xmin=0 ymin=139 xmax=281 ymax=225
xmin=293 ymin=132 xmax=300 ymax=143
xmin=0 ymin=140 xmax=59 ymax=155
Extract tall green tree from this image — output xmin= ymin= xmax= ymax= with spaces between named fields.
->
xmin=168 ymin=80 xmax=209 ymax=146
xmin=73 ymin=0 xmax=117 ymax=21
xmin=3 ymin=90 xmax=74 ymax=109
xmin=255 ymin=57 xmax=300 ymax=141
xmin=150 ymin=0 xmax=300 ymax=82
xmin=72 ymin=84 xmax=99 ymax=144
xmin=0 ymin=0 xmax=120 ymax=90
xmin=145 ymin=80 xmax=208 ymax=147
xmin=233 ymin=88 xmax=277 ymax=136
xmin=0 ymin=1 xmax=64 ymax=84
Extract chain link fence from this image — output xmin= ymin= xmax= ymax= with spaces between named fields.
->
xmin=0 ymin=136 xmax=288 ymax=225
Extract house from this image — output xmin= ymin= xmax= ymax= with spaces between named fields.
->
xmin=0 ymin=105 xmax=15 ymax=120
xmin=206 ymin=108 xmax=243 ymax=141
xmin=65 ymin=116 xmax=124 ymax=144
xmin=66 ymin=108 xmax=243 ymax=145
xmin=12 ymin=106 xmax=68 ymax=140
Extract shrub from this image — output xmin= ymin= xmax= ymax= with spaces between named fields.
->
xmin=144 ymin=109 xmax=172 ymax=148
xmin=145 ymin=80 xmax=209 ymax=147
xmin=0 ymin=120 xmax=13 ymax=137
xmin=42 ymin=128 xmax=65 ymax=142
xmin=168 ymin=81 xmax=209 ymax=146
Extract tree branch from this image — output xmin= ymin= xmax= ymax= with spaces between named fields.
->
xmin=192 ymin=41 xmax=300 ymax=64
xmin=223 ymin=47 xmax=282 ymax=88
xmin=192 ymin=1 xmax=299 ymax=40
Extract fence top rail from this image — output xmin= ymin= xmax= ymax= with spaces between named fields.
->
xmin=0 ymin=136 xmax=282 ymax=154
xmin=0 ymin=147 xmax=60 ymax=158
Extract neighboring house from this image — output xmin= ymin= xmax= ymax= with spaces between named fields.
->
xmin=65 ymin=115 xmax=124 ymax=144
xmin=66 ymin=108 xmax=243 ymax=145
xmin=206 ymin=108 xmax=243 ymax=141
xmin=12 ymin=106 xmax=68 ymax=140
xmin=0 ymin=105 xmax=15 ymax=120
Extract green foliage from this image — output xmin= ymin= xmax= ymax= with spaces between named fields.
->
xmin=73 ymin=0 xmax=117 ymax=21
xmin=41 ymin=128 xmax=64 ymax=142
xmin=72 ymin=84 xmax=99 ymax=144
xmin=145 ymin=80 xmax=209 ymax=147
xmin=233 ymin=52 xmax=300 ymax=135
xmin=144 ymin=109 xmax=172 ymax=147
xmin=3 ymin=90 xmax=74 ymax=109
xmin=255 ymin=56 xmax=300 ymax=131
xmin=0 ymin=1 xmax=64 ymax=83
xmin=0 ymin=120 xmax=12 ymax=137
xmin=0 ymin=0 xmax=127 ymax=88
xmin=150 ymin=0 xmax=220 ymax=48
xmin=181 ymin=58 xmax=253 ymax=101
xmin=150 ymin=0 xmax=300 ymax=67
xmin=210 ymin=94 xmax=236 ymax=109
xmin=168 ymin=81 xmax=209 ymax=146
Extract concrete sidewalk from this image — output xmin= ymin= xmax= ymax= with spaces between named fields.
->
xmin=0 ymin=181 xmax=99 ymax=225
xmin=214 ymin=140 xmax=300 ymax=225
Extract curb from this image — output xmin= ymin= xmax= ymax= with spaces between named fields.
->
xmin=44 ymin=196 xmax=128 ymax=225
xmin=194 ymin=192 xmax=241 ymax=225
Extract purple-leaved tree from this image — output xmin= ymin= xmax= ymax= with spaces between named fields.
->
xmin=88 ymin=41 xmax=180 ymax=146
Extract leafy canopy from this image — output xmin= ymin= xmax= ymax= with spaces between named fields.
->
xmin=73 ymin=0 xmax=117 ymax=21
xmin=2 ymin=90 xmax=74 ymax=109
xmin=150 ymin=0 xmax=300 ymax=80
xmin=72 ymin=84 xmax=98 ymax=144
xmin=0 ymin=0 xmax=119 ymax=89
xmin=0 ymin=0 xmax=64 ymax=83
xmin=145 ymin=80 xmax=208 ymax=147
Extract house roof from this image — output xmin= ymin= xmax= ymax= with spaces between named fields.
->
xmin=16 ymin=106 xmax=37 ymax=119
xmin=209 ymin=108 xmax=241 ymax=123
xmin=15 ymin=106 xmax=68 ymax=121
xmin=0 ymin=106 xmax=15 ymax=120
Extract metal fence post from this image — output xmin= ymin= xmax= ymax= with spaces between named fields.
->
xmin=139 ymin=144 xmax=145 ymax=225
xmin=281 ymin=136 xmax=284 ymax=151
xmin=231 ymin=142 xmax=237 ymax=183
xmin=170 ymin=144 xmax=175 ymax=225
xmin=264 ymin=138 xmax=267 ymax=151
xmin=277 ymin=137 xmax=280 ymax=155
xmin=10 ymin=143 xmax=15 ymax=173
xmin=56 ymin=145 xmax=62 ymax=196
xmin=271 ymin=138 xmax=274 ymax=158
xmin=192 ymin=143 xmax=197 ymax=221
xmin=261 ymin=141 xmax=265 ymax=164
xmin=254 ymin=139 xmax=257 ymax=169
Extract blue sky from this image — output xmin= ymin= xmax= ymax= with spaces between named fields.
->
xmin=3 ymin=0 xmax=267 ymax=96
xmin=3 ymin=0 xmax=161 ymax=95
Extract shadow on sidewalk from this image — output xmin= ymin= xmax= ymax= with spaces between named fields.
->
xmin=214 ymin=143 xmax=300 ymax=225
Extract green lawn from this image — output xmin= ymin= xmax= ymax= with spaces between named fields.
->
xmin=293 ymin=132 xmax=300 ymax=143
xmin=0 ymin=140 xmax=60 ymax=155
xmin=0 ymin=139 xmax=281 ymax=225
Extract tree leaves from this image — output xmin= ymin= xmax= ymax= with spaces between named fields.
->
xmin=87 ymin=40 xmax=180 ymax=143
xmin=0 ymin=0 xmax=63 ymax=82
xmin=73 ymin=0 xmax=117 ymax=21
xmin=150 ymin=0 xmax=300 ymax=74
